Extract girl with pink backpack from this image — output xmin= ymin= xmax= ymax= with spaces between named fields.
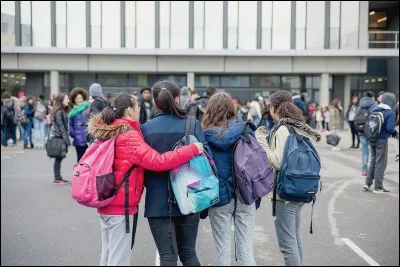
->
xmin=86 ymin=94 xmax=203 ymax=266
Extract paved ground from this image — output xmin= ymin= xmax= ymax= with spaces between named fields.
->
xmin=1 ymin=131 xmax=399 ymax=266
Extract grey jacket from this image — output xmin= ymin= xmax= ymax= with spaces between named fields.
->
xmin=51 ymin=109 xmax=71 ymax=146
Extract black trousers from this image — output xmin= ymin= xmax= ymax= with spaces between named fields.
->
xmin=54 ymin=157 xmax=63 ymax=178
xmin=75 ymin=145 xmax=88 ymax=163
xmin=349 ymin=121 xmax=360 ymax=147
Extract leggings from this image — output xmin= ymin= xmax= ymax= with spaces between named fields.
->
xmin=349 ymin=121 xmax=360 ymax=147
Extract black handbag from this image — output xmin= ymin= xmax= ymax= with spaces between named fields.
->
xmin=326 ymin=133 xmax=341 ymax=146
xmin=46 ymin=137 xmax=67 ymax=158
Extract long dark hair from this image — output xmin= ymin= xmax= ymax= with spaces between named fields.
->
xmin=269 ymin=90 xmax=305 ymax=123
xmin=100 ymin=93 xmax=138 ymax=125
xmin=202 ymin=92 xmax=236 ymax=130
xmin=152 ymin=80 xmax=187 ymax=118
xmin=52 ymin=93 xmax=69 ymax=115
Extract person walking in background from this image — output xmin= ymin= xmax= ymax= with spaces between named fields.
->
xmin=393 ymin=100 xmax=399 ymax=162
xmin=180 ymin=86 xmax=192 ymax=109
xmin=189 ymin=87 xmax=216 ymax=122
xmin=315 ymin=106 xmax=324 ymax=132
xmin=255 ymin=90 xmax=321 ymax=266
xmin=17 ymin=96 xmax=33 ymax=149
xmin=324 ymin=107 xmax=330 ymax=131
xmin=141 ymin=80 xmax=211 ymax=266
xmin=1 ymin=92 xmax=19 ymax=147
xmin=87 ymin=83 xmax=107 ymax=144
xmin=26 ymin=96 xmax=35 ymax=148
xmin=32 ymin=94 xmax=49 ymax=149
xmin=247 ymin=97 xmax=262 ymax=127
xmin=138 ymin=87 xmax=153 ymax=125
xmin=202 ymin=92 xmax=257 ymax=266
xmin=45 ymin=98 xmax=53 ymax=144
xmin=356 ymin=91 xmax=377 ymax=176
xmin=87 ymin=93 xmax=203 ymax=266
xmin=292 ymin=93 xmax=308 ymax=120
xmin=68 ymin=87 xmax=89 ymax=162
xmin=346 ymin=96 xmax=360 ymax=149
xmin=364 ymin=92 xmax=397 ymax=194
xmin=376 ymin=91 xmax=386 ymax=104
xmin=50 ymin=94 xmax=71 ymax=184
xmin=329 ymin=99 xmax=342 ymax=134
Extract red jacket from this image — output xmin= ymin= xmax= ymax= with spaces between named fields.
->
xmin=88 ymin=115 xmax=200 ymax=215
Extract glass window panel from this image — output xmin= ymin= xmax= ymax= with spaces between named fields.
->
xmin=220 ymin=76 xmax=250 ymax=87
xmin=67 ymin=1 xmax=86 ymax=48
xmin=340 ymin=1 xmax=359 ymax=49
xmin=282 ymin=76 xmax=301 ymax=89
xmin=361 ymin=77 xmax=387 ymax=90
xmin=136 ymin=1 xmax=155 ymax=49
xmin=97 ymin=74 xmax=128 ymax=87
xmin=171 ymin=1 xmax=189 ymax=49
xmin=272 ymin=1 xmax=291 ymax=50
xmin=71 ymin=73 xmax=96 ymax=89
xmin=157 ymin=75 xmax=187 ymax=87
xmin=238 ymin=1 xmax=257 ymax=49
xmin=296 ymin=1 xmax=306 ymax=50
xmin=91 ymin=1 xmax=101 ymax=48
xmin=261 ymin=1 xmax=272 ymax=49
xmin=351 ymin=76 xmax=359 ymax=89
xmin=204 ymin=1 xmax=223 ymax=49
xmin=125 ymin=1 xmax=136 ymax=48
xmin=56 ymin=1 xmax=67 ymax=47
xmin=32 ymin=1 xmax=51 ymax=47
xmin=330 ymin=1 xmax=340 ymax=49
xmin=306 ymin=76 xmax=313 ymax=88
xmin=20 ymin=1 xmax=31 ymax=46
xmin=251 ymin=76 xmax=280 ymax=88
xmin=306 ymin=1 xmax=325 ymax=49
xmin=312 ymin=76 xmax=320 ymax=89
xmin=195 ymin=75 xmax=220 ymax=87
xmin=1 ymin=1 xmax=15 ymax=47
xmin=194 ymin=1 xmax=204 ymax=49
xmin=228 ymin=1 xmax=239 ymax=49
xmin=160 ymin=1 xmax=170 ymax=48
xmin=129 ymin=74 xmax=149 ymax=87
xmin=102 ymin=1 xmax=120 ymax=48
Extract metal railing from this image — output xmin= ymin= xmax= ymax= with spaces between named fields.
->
xmin=369 ymin=31 xmax=399 ymax=49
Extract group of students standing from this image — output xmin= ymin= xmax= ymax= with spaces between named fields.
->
xmin=66 ymin=80 xmax=320 ymax=266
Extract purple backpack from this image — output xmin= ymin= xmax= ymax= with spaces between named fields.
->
xmin=232 ymin=132 xmax=275 ymax=205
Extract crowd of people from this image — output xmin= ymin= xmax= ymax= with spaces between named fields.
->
xmin=1 ymin=82 xmax=398 ymax=266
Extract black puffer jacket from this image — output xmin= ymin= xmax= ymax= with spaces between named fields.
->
xmin=51 ymin=109 xmax=71 ymax=146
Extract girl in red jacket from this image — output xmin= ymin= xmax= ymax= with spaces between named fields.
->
xmin=88 ymin=93 xmax=203 ymax=266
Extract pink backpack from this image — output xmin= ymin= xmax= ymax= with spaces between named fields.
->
xmin=71 ymin=137 xmax=136 ymax=208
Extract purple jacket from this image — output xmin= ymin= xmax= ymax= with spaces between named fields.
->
xmin=69 ymin=109 xmax=88 ymax=147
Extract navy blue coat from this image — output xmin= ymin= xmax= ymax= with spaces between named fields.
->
xmin=204 ymin=118 xmax=253 ymax=207
xmin=69 ymin=108 xmax=88 ymax=147
xmin=141 ymin=113 xmax=212 ymax=218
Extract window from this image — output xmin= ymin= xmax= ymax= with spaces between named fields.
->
xmin=238 ymin=1 xmax=257 ymax=49
xmin=228 ymin=1 xmax=239 ymax=49
xmin=56 ymin=1 xmax=67 ymax=47
xmin=261 ymin=1 xmax=272 ymax=49
xmin=330 ymin=1 xmax=340 ymax=49
xmin=296 ymin=1 xmax=306 ymax=50
xmin=70 ymin=73 xmax=96 ymax=89
xmin=341 ymin=1 xmax=359 ymax=49
xmin=351 ymin=76 xmax=360 ymax=89
xmin=361 ymin=77 xmax=387 ymax=90
xmin=32 ymin=1 xmax=51 ymax=47
xmin=1 ymin=1 xmax=15 ymax=47
xmin=272 ymin=1 xmax=291 ymax=50
xmin=102 ymin=1 xmax=120 ymax=48
xmin=129 ymin=74 xmax=149 ymax=87
xmin=221 ymin=76 xmax=250 ymax=87
xmin=91 ymin=1 xmax=101 ymax=48
xmin=195 ymin=75 xmax=221 ymax=88
xmin=157 ymin=75 xmax=187 ymax=87
xmin=171 ymin=1 xmax=189 ymax=49
xmin=204 ymin=1 xmax=223 ymax=49
xmin=159 ymin=1 xmax=170 ymax=48
xmin=194 ymin=1 xmax=204 ymax=49
xmin=97 ymin=74 xmax=128 ymax=87
xmin=251 ymin=76 xmax=280 ymax=88
xmin=136 ymin=1 xmax=155 ymax=49
xmin=125 ymin=1 xmax=136 ymax=48
xmin=306 ymin=1 xmax=325 ymax=49
xmin=67 ymin=1 xmax=86 ymax=48
xmin=282 ymin=76 xmax=301 ymax=89
xmin=20 ymin=1 xmax=31 ymax=46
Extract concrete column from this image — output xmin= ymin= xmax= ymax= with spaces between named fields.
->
xmin=343 ymin=75 xmax=351 ymax=114
xmin=319 ymin=73 xmax=330 ymax=107
xmin=50 ymin=70 xmax=60 ymax=98
xmin=187 ymin=72 xmax=195 ymax=91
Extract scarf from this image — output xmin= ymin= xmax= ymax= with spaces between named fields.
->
xmin=274 ymin=118 xmax=321 ymax=142
xmin=68 ymin=101 xmax=89 ymax=119
xmin=378 ymin=103 xmax=391 ymax=110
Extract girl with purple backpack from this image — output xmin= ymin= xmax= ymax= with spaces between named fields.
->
xmin=202 ymin=92 xmax=257 ymax=266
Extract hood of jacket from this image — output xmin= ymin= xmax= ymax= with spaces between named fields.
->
xmin=276 ymin=118 xmax=321 ymax=142
xmin=204 ymin=118 xmax=253 ymax=151
xmin=87 ymin=114 xmax=141 ymax=139
xmin=359 ymin=97 xmax=376 ymax=109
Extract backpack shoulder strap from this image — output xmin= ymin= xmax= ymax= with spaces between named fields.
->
xmin=185 ymin=115 xmax=196 ymax=144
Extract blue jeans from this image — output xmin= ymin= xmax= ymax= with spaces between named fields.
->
xmin=1 ymin=122 xmax=17 ymax=146
xmin=33 ymin=118 xmax=46 ymax=147
xmin=252 ymin=116 xmax=261 ymax=127
xmin=19 ymin=122 xmax=32 ymax=147
xmin=360 ymin=136 xmax=369 ymax=172
xmin=274 ymin=200 xmax=305 ymax=266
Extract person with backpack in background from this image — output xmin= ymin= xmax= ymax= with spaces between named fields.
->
xmin=355 ymin=91 xmax=377 ymax=177
xmin=328 ymin=99 xmax=342 ymax=150
xmin=324 ymin=106 xmax=330 ymax=131
xmin=363 ymin=92 xmax=397 ymax=194
xmin=346 ymin=96 xmax=360 ymax=149
xmin=26 ymin=96 xmax=35 ymax=148
xmin=68 ymin=87 xmax=90 ymax=162
xmin=86 ymin=93 xmax=203 ymax=266
xmin=292 ymin=93 xmax=308 ymax=122
xmin=45 ymin=98 xmax=53 ymax=144
xmin=18 ymin=96 xmax=33 ymax=149
xmin=188 ymin=87 xmax=216 ymax=122
xmin=141 ymin=81 xmax=211 ymax=266
xmin=50 ymin=94 xmax=71 ymax=184
xmin=1 ymin=92 xmax=19 ymax=147
xmin=138 ymin=87 xmax=153 ymax=125
xmin=255 ymin=90 xmax=321 ymax=266
xmin=247 ymin=97 xmax=263 ymax=127
xmin=33 ymin=94 xmax=49 ymax=149
xmin=87 ymin=83 xmax=107 ymax=144
xmin=202 ymin=92 xmax=259 ymax=266
xmin=180 ymin=86 xmax=192 ymax=110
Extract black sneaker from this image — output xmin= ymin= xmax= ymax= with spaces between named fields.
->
xmin=363 ymin=184 xmax=371 ymax=191
xmin=396 ymin=155 xmax=399 ymax=162
xmin=53 ymin=179 xmax=70 ymax=185
xmin=373 ymin=188 xmax=390 ymax=194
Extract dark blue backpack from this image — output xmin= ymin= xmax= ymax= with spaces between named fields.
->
xmin=273 ymin=124 xmax=321 ymax=233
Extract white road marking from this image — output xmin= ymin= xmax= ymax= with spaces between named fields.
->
xmin=341 ymin=238 xmax=380 ymax=266
xmin=155 ymin=250 xmax=160 ymax=266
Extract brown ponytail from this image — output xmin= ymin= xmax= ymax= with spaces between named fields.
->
xmin=152 ymin=80 xmax=187 ymax=118
xmin=269 ymin=90 xmax=305 ymax=123
xmin=100 ymin=94 xmax=137 ymax=125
